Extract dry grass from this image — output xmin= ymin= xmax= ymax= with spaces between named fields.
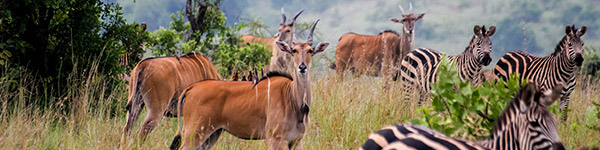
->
xmin=0 ymin=69 xmax=599 ymax=149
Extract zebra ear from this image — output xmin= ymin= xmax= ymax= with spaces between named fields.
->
xmin=487 ymin=26 xmax=496 ymax=36
xmin=565 ymin=25 xmax=573 ymax=35
xmin=473 ymin=25 xmax=482 ymax=36
xmin=577 ymin=26 xmax=587 ymax=37
xmin=519 ymin=82 xmax=537 ymax=113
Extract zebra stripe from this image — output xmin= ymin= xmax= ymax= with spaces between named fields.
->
xmin=361 ymin=124 xmax=486 ymax=150
xmin=398 ymin=25 xmax=495 ymax=105
xmin=362 ymin=83 xmax=565 ymax=150
xmin=493 ymin=25 xmax=587 ymax=121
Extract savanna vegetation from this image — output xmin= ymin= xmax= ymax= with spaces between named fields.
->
xmin=1 ymin=0 xmax=599 ymax=149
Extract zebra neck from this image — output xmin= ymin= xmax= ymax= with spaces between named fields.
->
xmin=554 ymin=49 xmax=578 ymax=79
xmin=489 ymin=98 xmax=524 ymax=149
xmin=451 ymin=50 xmax=481 ymax=82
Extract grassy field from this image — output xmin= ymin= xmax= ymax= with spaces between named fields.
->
xmin=0 ymin=69 xmax=599 ymax=149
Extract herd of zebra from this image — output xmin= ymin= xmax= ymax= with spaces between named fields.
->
xmin=117 ymin=3 xmax=591 ymax=150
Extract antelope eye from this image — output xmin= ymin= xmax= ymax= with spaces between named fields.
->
xmin=308 ymin=50 xmax=314 ymax=53
xmin=292 ymin=49 xmax=297 ymax=53
xmin=286 ymin=30 xmax=291 ymax=33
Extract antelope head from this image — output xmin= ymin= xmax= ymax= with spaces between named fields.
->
xmin=390 ymin=2 xmax=425 ymax=35
xmin=278 ymin=8 xmax=304 ymax=45
xmin=564 ymin=25 xmax=587 ymax=66
xmin=276 ymin=19 xmax=329 ymax=78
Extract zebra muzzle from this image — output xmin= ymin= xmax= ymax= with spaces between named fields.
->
xmin=481 ymin=55 xmax=492 ymax=66
xmin=574 ymin=54 xmax=584 ymax=66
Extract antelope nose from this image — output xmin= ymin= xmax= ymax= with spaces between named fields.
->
xmin=298 ymin=63 xmax=307 ymax=73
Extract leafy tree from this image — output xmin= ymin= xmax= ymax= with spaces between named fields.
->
xmin=0 ymin=0 xmax=146 ymax=107
xmin=411 ymin=56 xmax=525 ymax=140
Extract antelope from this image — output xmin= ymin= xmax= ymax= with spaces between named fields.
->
xmin=333 ymin=3 xmax=425 ymax=81
xmin=120 ymin=52 xmax=221 ymax=145
xmin=240 ymin=8 xmax=304 ymax=73
xmin=169 ymin=19 xmax=328 ymax=150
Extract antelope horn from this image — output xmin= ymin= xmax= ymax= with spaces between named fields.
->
xmin=398 ymin=4 xmax=406 ymax=15
xmin=292 ymin=20 xmax=298 ymax=43
xmin=291 ymin=9 xmax=304 ymax=25
xmin=307 ymin=19 xmax=320 ymax=45
xmin=281 ymin=7 xmax=286 ymax=25
xmin=409 ymin=2 xmax=413 ymax=13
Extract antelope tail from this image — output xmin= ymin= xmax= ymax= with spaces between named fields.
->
xmin=125 ymin=68 xmax=144 ymax=112
xmin=170 ymin=88 xmax=190 ymax=150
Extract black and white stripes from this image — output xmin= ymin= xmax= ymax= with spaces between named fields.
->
xmin=361 ymin=83 xmax=565 ymax=150
xmin=398 ymin=25 xmax=496 ymax=105
xmin=494 ymin=25 xmax=587 ymax=121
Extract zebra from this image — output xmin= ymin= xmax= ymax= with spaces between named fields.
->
xmin=397 ymin=25 xmax=495 ymax=105
xmin=361 ymin=82 xmax=565 ymax=150
xmin=494 ymin=25 xmax=587 ymax=121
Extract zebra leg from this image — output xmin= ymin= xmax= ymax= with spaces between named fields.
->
xmin=559 ymin=92 xmax=572 ymax=121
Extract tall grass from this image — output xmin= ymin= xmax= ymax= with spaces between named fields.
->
xmin=0 ymin=67 xmax=599 ymax=149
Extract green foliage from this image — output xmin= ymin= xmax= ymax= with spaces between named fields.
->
xmin=147 ymin=10 xmax=270 ymax=78
xmin=0 ymin=0 xmax=146 ymax=109
xmin=583 ymin=46 xmax=600 ymax=77
xmin=212 ymin=43 xmax=271 ymax=76
xmin=411 ymin=56 xmax=524 ymax=139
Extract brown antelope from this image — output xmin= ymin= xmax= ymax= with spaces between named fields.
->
xmin=120 ymin=52 xmax=221 ymax=145
xmin=169 ymin=19 xmax=328 ymax=150
xmin=333 ymin=3 xmax=424 ymax=80
xmin=240 ymin=8 xmax=304 ymax=73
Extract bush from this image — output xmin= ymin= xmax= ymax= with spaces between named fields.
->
xmin=0 ymin=1 xmax=145 ymax=109
xmin=147 ymin=11 xmax=271 ymax=78
xmin=410 ymin=56 xmax=525 ymax=139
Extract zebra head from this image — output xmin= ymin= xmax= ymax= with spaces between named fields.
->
xmin=515 ymin=82 xmax=564 ymax=150
xmin=278 ymin=8 xmax=304 ymax=45
xmin=390 ymin=3 xmax=425 ymax=35
xmin=564 ymin=25 xmax=587 ymax=66
xmin=471 ymin=25 xmax=495 ymax=66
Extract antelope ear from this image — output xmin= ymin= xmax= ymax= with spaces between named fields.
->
xmin=313 ymin=42 xmax=329 ymax=55
xmin=276 ymin=41 xmax=293 ymax=54
xmin=577 ymin=26 xmax=587 ymax=37
xmin=519 ymin=82 xmax=537 ymax=113
xmin=390 ymin=18 xmax=402 ymax=23
xmin=474 ymin=25 xmax=482 ymax=36
xmin=487 ymin=26 xmax=496 ymax=36
xmin=416 ymin=13 xmax=425 ymax=20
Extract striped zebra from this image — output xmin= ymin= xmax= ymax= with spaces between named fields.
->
xmin=494 ymin=25 xmax=587 ymax=121
xmin=361 ymin=82 xmax=565 ymax=150
xmin=397 ymin=25 xmax=495 ymax=105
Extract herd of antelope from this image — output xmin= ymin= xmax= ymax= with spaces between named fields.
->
xmin=119 ymin=2 xmax=590 ymax=150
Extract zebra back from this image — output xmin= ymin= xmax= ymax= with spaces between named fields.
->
xmin=361 ymin=124 xmax=486 ymax=150
xmin=398 ymin=25 xmax=496 ymax=105
xmin=493 ymin=25 xmax=587 ymax=120
xmin=362 ymin=82 xmax=565 ymax=150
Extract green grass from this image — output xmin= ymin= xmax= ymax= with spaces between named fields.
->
xmin=0 ymin=69 xmax=599 ymax=149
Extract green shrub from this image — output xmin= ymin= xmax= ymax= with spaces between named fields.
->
xmin=410 ymin=56 xmax=524 ymax=139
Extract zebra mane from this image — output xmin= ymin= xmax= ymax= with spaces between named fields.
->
xmin=552 ymin=35 xmax=568 ymax=56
